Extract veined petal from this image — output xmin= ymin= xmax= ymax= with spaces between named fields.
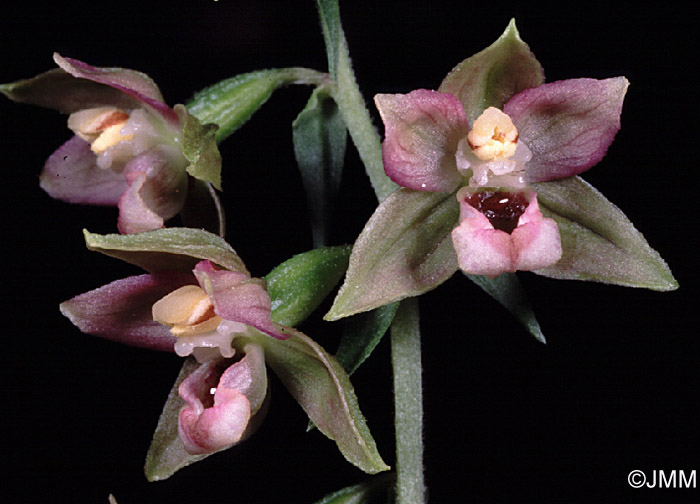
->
xmin=374 ymin=90 xmax=468 ymax=192
xmin=59 ymin=272 xmax=195 ymax=352
xmin=53 ymin=53 xmax=178 ymax=125
xmin=41 ymin=136 xmax=127 ymax=205
xmin=504 ymin=77 xmax=629 ymax=183
xmin=194 ymin=261 xmax=289 ymax=340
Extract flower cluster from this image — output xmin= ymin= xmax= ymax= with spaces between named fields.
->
xmin=2 ymin=12 xmax=676 ymax=495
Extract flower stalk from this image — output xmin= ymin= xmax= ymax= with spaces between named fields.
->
xmin=391 ymin=298 xmax=425 ymax=504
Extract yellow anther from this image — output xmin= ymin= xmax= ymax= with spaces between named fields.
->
xmin=467 ymin=107 xmax=519 ymax=161
xmin=152 ymin=285 xmax=222 ymax=337
xmin=67 ymin=107 xmax=134 ymax=154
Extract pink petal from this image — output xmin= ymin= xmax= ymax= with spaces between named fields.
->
xmin=511 ymin=198 xmax=563 ymax=271
xmin=375 ymin=90 xmax=468 ymax=192
xmin=451 ymin=189 xmax=561 ymax=277
xmin=451 ymin=203 xmax=514 ymax=277
xmin=117 ymin=147 xmax=189 ymax=234
xmin=40 ymin=136 xmax=127 ymax=205
xmin=178 ymin=346 xmax=267 ymax=455
xmin=53 ymin=53 xmax=178 ymax=125
xmin=504 ymin=77 xmax=628 ymax=183
xmin=194 ymin=261 xmax=289 ymax=340
xmin=59 ymin=272 xmax=195 ymax=352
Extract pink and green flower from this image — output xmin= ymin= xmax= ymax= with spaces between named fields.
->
xmin=1 ymin=54 xmax=222 ymax=234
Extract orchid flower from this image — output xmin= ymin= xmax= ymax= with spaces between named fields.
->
xmin=374 ymin=60 xmax=627 ymax=277
xmin=1 ymin=54 xmax=222 ymax=234
xmin=326 ymin=20 xmax=675 ymax=322
xmin=59 ymin=228 xmax=388 ymax=479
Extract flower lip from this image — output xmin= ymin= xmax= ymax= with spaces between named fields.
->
xmin=464 ymin=188 xmax=529 ymax=234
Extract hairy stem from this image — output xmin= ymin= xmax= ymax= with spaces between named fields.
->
xmin=391 ymin=298 xmax=425 ymax=504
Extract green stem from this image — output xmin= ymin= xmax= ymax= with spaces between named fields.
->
xmin=390 ymin=298 xmax=425 ymax=504
xmin=315 ymin=3 xmax=425 ymax=501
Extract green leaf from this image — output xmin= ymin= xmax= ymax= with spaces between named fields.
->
xmin=312 ymin=475 xmax=394 ymax=504
xmin=466 ymin=273 xmax=545 ymax=343
xmin=316 ymin=0 xmax=341 ymax=80
xmin=293 ymin=86 xmax=348 ymax=247
xmin=336 ymin=303 xmax=398 ymax=375
xmin=144 ymin=357 xmax=206 ymax=481
xmin=326 ymin=188 xmax=459 ymax=321
xmin=265 ymin=245 xmax=351 ymax=327
xmin=186 ymin=68 xmax=327 ymax=144
xmin=438 ymin=19 xmax=544 ymax=123
xmin=256 ymin=327 xmax=390 ymax=474
xmin=315 ymin=0 xmax=398 ymax=201
xmin=533 ymin=176 xmax=678 ymax=290
xmin=83 ymin=227 xmax=248 ymax=274
xmin=175 ymin=104 xmax=222 ymax=190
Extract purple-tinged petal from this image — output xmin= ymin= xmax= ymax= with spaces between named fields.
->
xmin=54 ymin=53 xmax=178 ymax=125
xmin=40 ymin=136 xmax=127 ymax=205
xmin=504 ymin=77 xmax=629 ymax=183
xmin=374 ymin=90 xmax=468 ymax=192
xmin=59 ymin=272 xmax=195 ymax=352
xmin=194 ymin=261 xmax=289 ymax=340
xmin=117 ymin=147 xmax=189 ymax=234
xmin=177 ymin=343 xmax=267 ymax=455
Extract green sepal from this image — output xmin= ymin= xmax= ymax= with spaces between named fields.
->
xmin=175 ymin=104 xmax=222 ymax=190
xmin=533 ymin=176 xmax=678 ymax=290
xmin=0 ymin=68 xmax=140 ymax=113
xmin=83 ymin=227 xmax=248 ymax=274
xmin=144 ymin=357 xmax=205 ymax=481
xmin=312 ymin=474 xmax=395 ymax=504
xmin=265 ymin=245 xmax=352 ymax=327
xmin=466 ymin=273 xmax=546 ymax=344
xmin=186 ymin=68 xmax=327 ymax=144
xmin=256 ymin=326 xmax=390 ymax=474
xmin=438 ymin=19 xmax=544 ymax=123
xmin=326 ymin=188 xmax=459 ymax=321
xmin=292 ymin=86 xmax=348 ymax=247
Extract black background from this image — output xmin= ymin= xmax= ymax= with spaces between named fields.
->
xmin=1 ymin=1 xmax=697 ymax=503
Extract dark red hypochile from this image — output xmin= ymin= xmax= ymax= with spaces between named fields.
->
xmin=465 ymin=190 xmax=528 ymax=234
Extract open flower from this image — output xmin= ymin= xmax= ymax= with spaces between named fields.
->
xmin=59 ymin=228 xmax=388 ymax=479
xmin=148 ymin=259 xmax=287 ymax=455
xmin=374 ymin=26 xmax=627 ymax=277
xmin=1 ymin=54 xmax=222 ymax=234
xmin=64 ymin=256 xmax=287 ymax=456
